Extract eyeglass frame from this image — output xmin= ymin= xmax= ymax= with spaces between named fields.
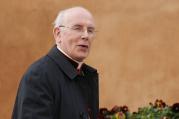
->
xmin=58 ymin=25 xmax=97 ymax=38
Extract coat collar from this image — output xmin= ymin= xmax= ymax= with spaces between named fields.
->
xmin=47 ymin=45 xmax=78 ymax=80
xmin=47 ymin=45 xmax=97 ymax=80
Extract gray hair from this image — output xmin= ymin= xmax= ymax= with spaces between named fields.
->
xmin=53 ymin=6 xmax=92 ymax=28
xmin=53 ymin=10 xmax=66 ymax=28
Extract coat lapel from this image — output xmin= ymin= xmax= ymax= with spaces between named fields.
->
xmin=47 ymin=45 xmax=78 ymax=80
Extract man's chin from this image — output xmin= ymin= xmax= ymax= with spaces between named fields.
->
xmin=75 ymin=55 xmax=88 ymax=62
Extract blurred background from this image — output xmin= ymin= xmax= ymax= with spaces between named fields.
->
xmin=1 ymin=0 xmax=179 ymax=118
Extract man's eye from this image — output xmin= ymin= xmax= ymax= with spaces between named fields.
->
xmin=88 ymin=29 xmax=94 ymax=33
xmin=72 ymin=27 xmax=82 ymax=31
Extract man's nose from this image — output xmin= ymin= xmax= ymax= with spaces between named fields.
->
xmin=81 ymin=29 xmax=89 ymax=40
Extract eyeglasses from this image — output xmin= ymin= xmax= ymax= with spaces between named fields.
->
xmin=59 ymin=25 xmax=97 ymax=37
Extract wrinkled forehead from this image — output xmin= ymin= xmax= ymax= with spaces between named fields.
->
xmin=62 ymin=8 xmax=95 ymax=27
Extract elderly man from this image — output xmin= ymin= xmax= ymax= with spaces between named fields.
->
xmin=12 ymin=7 xmax=99 ymax=119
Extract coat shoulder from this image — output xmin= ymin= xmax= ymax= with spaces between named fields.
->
xmin=26 ymin=55 xmax=57 ymax=74
xmin=83 ymin=64 xmax=98 ymax=74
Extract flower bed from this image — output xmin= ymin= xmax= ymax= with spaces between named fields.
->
xmin=99 ymin=99 xmax=179 ymax=119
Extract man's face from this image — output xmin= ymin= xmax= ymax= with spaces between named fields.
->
xmin=55 ymin=9 xmax=95 ymax=62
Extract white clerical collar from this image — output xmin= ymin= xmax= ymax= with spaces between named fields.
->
xmin=57 ymin=45 xmax=83 ymax=70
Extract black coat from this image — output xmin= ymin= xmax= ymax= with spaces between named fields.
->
xmin=12 ymin=46 xmax=99 ymax=119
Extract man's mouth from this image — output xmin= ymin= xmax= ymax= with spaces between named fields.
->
xmin=78 ymin=45 xmax=89 ymax=48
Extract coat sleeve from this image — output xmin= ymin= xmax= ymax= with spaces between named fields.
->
xmin=12 ymin=67 xmax=55 ymax=119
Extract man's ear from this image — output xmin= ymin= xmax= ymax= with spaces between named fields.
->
xmin=53 ymin=27 xmax=61 ymax=39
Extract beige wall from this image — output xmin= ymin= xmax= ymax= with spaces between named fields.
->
xmin=1 ymin=0 xmax=179 ymax=118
